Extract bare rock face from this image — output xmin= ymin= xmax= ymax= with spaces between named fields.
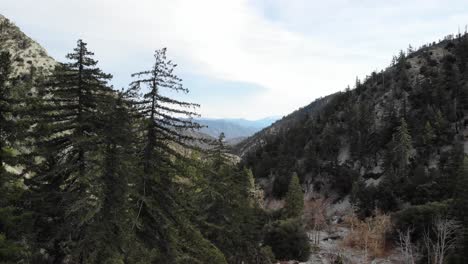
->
xmin=0 ymin=14 xmax=57 ymax=78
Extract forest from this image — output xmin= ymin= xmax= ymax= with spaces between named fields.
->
xmin=1 ymin=13 xmax=468 ymax=264
xmin=0 ymin=38 xmax=295 ymax=263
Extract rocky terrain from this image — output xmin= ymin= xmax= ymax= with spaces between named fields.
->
xmin=0 ymin=14 xmax=56 ymax=78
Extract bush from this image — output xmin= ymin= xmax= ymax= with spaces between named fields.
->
xmin=259 ymin=246 xmax=275 ymax=263
xmin=0 ymin=233 xmax=24 ymax=263
xmin=342 ymin=212 xmax=392 ymax=258
xmin=264 ymin=218 xmax=310 ymax=262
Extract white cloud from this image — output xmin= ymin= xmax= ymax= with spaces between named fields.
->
xmin=2 ymin=0 xmax=468 ymax=118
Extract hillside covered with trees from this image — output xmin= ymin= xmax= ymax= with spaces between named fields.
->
xmin=240 ymin=32 xmax=468 ymax=262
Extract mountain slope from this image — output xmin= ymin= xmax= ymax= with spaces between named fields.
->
xmin=240 ymin=34 xmax=468 ymax=202
xmin=0 ymin=14 xmax=56 ymax=78
xmin=234 ymin=94 xmax=335 ymax=157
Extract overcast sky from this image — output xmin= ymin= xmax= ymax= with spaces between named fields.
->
xmin=2 ymin=0 xmax=468 ymax=119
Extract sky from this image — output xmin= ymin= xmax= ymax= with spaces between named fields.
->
xmin=2 ymin=0 xmax=468 ymax=119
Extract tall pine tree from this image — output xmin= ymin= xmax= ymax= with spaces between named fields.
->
xmin=390 ymin=117 xmax=413 ymax=179
xmin=27 ymin=39 xmax=115 ymax=263
xmin=126 ymin=48 xmax=224 ymax=263
xmin=284 ymin=172 xmax=304 ymax=219
xmin=0 ymin=50 xmax=29 ymax=262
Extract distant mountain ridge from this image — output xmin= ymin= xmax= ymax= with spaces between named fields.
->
xmin=196 ymin=116 xmax=279 ymax=140
xmin=221 ymin=117 xmax=280 ymax=129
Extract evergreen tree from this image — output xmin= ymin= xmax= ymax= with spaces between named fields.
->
xmin=284 ymin=172 xmax=304 ymax=218
xmin=395 ymin=50 xmax=410 ymax=95
xmin=422 ymin=121 xmax=435 ymax=145
xmin=193 ymin=134 xmax=268 ymax=263
xmin=209 ymin=132 xmax=230 ymax=170
xmin=439 ymin=54 xmax=462 ymax=130
xmin=27 ymin=39 xmax=115 ymax=263
xmin=391 ymin=118 xmax=413 ymax=179
xmin=127 ymin=48 xmax=222 ymax=263
xmin=89 ymin=93 xmax=135 ymax=263
xmin=264 ymin=218 xmax=310 ymax=262
xmin=0 ymin=50 xmax=29 ymax=262
xmin=421 ymin=121 xmax=436 ymax=159
xmin=0 ymin=51 xmax=13 ymax=171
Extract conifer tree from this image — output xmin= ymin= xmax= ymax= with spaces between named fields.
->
xmin=396 ymin=50 xmax=410 ymax=94
xmin=27 ymin=39 xmax=115 ymax=263
xmin=127 ymin=48 xmax=214 ymax=262
xmin=89 ymin=93 xmax=135 ymax=263
xmin=439 ymin=54 xmax=462 ymax=129
xmin=210 ymin=132 xmax=229 ymax=170
xmin=422 ymin=121 xmax=435 ymax=145
xmin=392 ymin=118 xmax=413 ymax=178
xmin=0 ymin=51 xmax=16 ymax=182
xmin=420 ymin=121 xmax=436 ymax=159
xmin=0 ymin=50 xmax=28 ymax=262
xmin=284 ymin=172 xmax=304 ymax=218
xmin=196 ymin=136 xmax=266 ymax=263
xmin=0 ymin=51 xmax=13 ymax=171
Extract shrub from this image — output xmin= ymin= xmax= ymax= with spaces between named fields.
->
xmin=264 ymin=218 xmax=310 ymax=261
xmin=342 ymin=212 xmax=392 ymax=258
xmin=259 ymin=246 xmax=275 ymax=263
xmin=0 ymin=233 xmax=24 ymax=263
xmin=304 ymin=198 xmax=330 ymax=231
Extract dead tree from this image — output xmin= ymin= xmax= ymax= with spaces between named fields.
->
xmin=423 ymin=217 xmax=461 ymax=264
xmin=397 ymin=228 xmax=417 ymax=264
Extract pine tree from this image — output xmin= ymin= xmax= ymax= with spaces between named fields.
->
xmin=396 ymin=50 xmax=410 ymax=94
xmin=196 ymin=138 xmax=266 ymax=263
xmin=0 ymin=50 xmax=28 ymax=262
xmin=244 ymin=167 xmax=264 ymax=207
xmin=127 ymin=48 xmax=213 ymax=262
xmin=439 ymin=54 xmax=462 ymax=129
xmin=284 ymin=172 xmax=304 ymax=218
xmin=210 ymin=132 xmax=229 ymax=170
xmin=27 ymin=39 xmax=115 ymax=263
xmin=0 ymin=51 xmax=15 ymax=181
xmin=0 ymin=51 xmax=12 ymax=169
xmin=174 ymin=151 xmax=229 ymax=264
xmin=392 ymin=118 xmax=413 ymax=178
xmin=423 ymin=121 xmax=435 ymax=145
xmin=89 ymin=93 xmax=136 ymax=263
